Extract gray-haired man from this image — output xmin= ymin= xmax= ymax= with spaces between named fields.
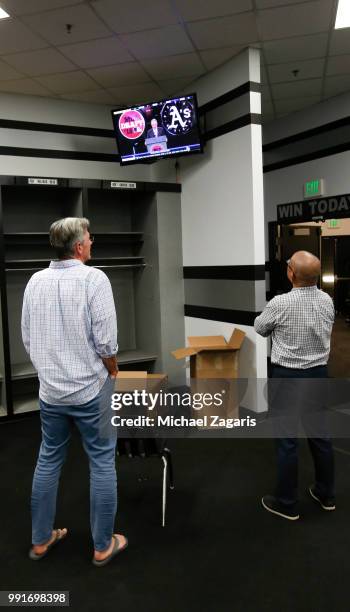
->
xmin=22 ymin=217 xmax=127 ymax=566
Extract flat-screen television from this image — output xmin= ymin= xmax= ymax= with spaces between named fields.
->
xmin=111 ymin=93 xmax=203 ymax=165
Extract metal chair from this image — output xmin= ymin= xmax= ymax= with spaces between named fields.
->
xmin=117 ymin=438 xmax=174 ymax=526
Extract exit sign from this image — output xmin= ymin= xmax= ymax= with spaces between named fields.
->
xmin=304 ymin=179 xmax=324 ymax=198
xmin=329 ymin=219 xmax=339 ymax=228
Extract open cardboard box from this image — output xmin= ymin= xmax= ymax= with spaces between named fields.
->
xmin=172 ymin=329 xmax=246 ymax=424
xmin=172 ymin=328 xmax=245 ymax=378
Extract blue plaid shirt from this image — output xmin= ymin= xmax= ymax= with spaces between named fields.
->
xmin=254 ymin=286 xmax=334 ymax=369
xmin=21 ymin=259 xmax=118 ymax=405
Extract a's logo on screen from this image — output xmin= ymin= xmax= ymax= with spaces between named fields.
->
xmin=161 ymin=99 xmax=195 ymax=135
xmin=118 ymin=110 xmax=145 ymax=140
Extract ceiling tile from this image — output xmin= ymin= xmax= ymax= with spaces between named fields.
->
xmin=0 ymin=78 xmax=54 ymax=96
xmin=36 ymin=70 xmax=100 ymax=93
xmin=58 ymin=38 xmax=133 ymax=68
xmin=0 ymin=59 xmax=24 ymax=81
xmin=108 ymin=82 xmax=165 ymax=105
xmin=87 ymin=62 xmax=150 ymax=87
xmin=120 ymin=24 xmax=194 ymax=59
xmin=274 ymin=96 xmax=321 ymax=114
xmin=91 ymin=0 xmax=178 ymax=34
xmin=1 ymin=0 xmax=82 ymax=15
xmin=175 ymin=0 xmax=253 ymax=22
xmin=255 ymin=0 xmax=309 ymax=7
xmin=0 ymin=19 xmax=47 ymax=54
xmin=60 ymin=89 xmax=115 ymax=104
xmin=327 ymin=55 xmax=350 ymax=76
xmin=22 ymin=5 xmax=112 ymax=46
xmin=258 ymin=1 xmax=332 ymax=41
xmin=324 ymin=74 xmax=350 ymax=98
xmin=263 ymin=33 xmax=328 ymax=64
xmin=272 ymin=78 xmax=322 ymax=99
xmin=329 ymin=30 xmax=350 ymax=56
xmin=141 ymin=53 xmax=204 ymax=80
xmin=3 ymin=48 xmax=76 ymax=76
xmin=158 ymin=76 xmax=197 ymax=95
xmin=187 ymin=12 xmax=258 ymax=49
xmin=268 ymin=58 xmax=325 ymax=84
xmin=199 ymin=46 xmax=243 ymax=70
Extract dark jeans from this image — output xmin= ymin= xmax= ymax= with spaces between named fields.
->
xmin=271 ymin=364 xmax=335 ymax=508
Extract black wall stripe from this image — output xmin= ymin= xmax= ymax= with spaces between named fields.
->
xmin=263 ymin=115 xmax=350 ymax=152
xmin=199 ymin=81 xmax=261 ymax=115
xmin=0 ymin=118 xmax=115 ymax=139
xmin=0 ymin=81 xmax=262 ymax=161
xmin=263 ymin=141 xmax=350 ymax=173
xmin=0 ymin=82 xmax=261 ymax=140
xmin=185 ymin=305 xmax=259 ymax=326
xmin=0 ymin=116 xmax=262 ymax=162
xmin=0 ymin=145 xmax=119 ymax=163
xmin=184 ymin=265 xmax=265 ymax=280
xmin=204 ymin=113 xmax=261 ymax=141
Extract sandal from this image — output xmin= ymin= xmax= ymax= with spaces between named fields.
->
xmin=92 ymin=534 xmax=128 ymax=567
xmin=29 ymin=528 xmax=68 ymax=561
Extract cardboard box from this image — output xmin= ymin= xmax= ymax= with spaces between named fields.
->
xmin=115 ymin=372 xmax=168 ymax=415
xmin=172 ymin=328 xmax=245 ymax=378
xmin=172 ymin=329 xmax=245 ymax=425
xmin=115 ymin=372 xmax=167 ymax=454
xmin=116 ymin=371 xmax=167 ymax=391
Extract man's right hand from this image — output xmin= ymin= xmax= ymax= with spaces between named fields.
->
xmin=102 ymin=355 xmax=119 ymax=378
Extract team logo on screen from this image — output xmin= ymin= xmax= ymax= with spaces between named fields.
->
xmin=118 ymin=110 xmax=145 ymax=139
xmin=161 ymin=99 xmax=195 ymax=135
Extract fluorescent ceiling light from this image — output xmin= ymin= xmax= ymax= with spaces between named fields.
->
xmin=0 ymin=6 xmax=10 ymax=19
xmin=335 ymin=0 xmax=350 ymax=29
xmin=322 ymin=275 xmax=335 ymax=284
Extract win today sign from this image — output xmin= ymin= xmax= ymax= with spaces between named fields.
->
xmin=277 ymin=194 xmax=350 ymax=223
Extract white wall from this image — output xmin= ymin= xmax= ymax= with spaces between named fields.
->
xmin=180 ymin=48 xmax=267 ymax=411
xmin=0 ymin=91 xmax=153 ymax=181
xmin=0 ymin=61 xmax=268 ymax=410
xmin=264 ymin=150 xmax=350 ymax=257
xmin=264 ymin=90 xmax=350 ymax=145
xmin=180 ymin=129 xmax=259 ymax=266
xmin=263 ymin=88 xmax=350 ymax=261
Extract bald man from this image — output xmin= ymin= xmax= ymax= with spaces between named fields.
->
xmin=254 ymin=251 xmax=335 ymax=521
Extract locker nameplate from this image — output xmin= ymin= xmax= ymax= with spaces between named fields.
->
xmin=28 ymin=178 xmax=58 ymax=186
xmin=111 ymin=181 xmax=137 ymax=189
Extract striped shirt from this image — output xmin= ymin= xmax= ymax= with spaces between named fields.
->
xmin=21 ymin=259 xmax=118 ymax=405
xmin=254 ymin=286 xmax=334 ymax=369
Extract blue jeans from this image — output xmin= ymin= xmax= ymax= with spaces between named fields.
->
xmin=31 ymin=376 xmax=117 ymax=552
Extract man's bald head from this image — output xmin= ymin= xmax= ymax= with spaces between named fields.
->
xmin=289 ymin=251 xmax=320 ymax=286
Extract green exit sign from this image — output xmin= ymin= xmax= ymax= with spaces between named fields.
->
xmin=304 ymin=179 xmax=324 ymax=198
xmin=329 ymin=219 xmax=339 ymax=228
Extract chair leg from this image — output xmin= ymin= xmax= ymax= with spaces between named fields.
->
xmin=163 ymin=448 xmax=174 ymax=490
xmin=162 ymin=455 xmax=168 ymax=527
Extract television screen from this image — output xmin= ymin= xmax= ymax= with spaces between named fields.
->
xmin=111 ymin=93 xmax=203 ymax=165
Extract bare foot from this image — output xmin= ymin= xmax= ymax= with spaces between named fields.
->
xmin=32 ymin=528 xmax=68 ymax=555
xmin=94 ymin=534 xmax=127 ymax=562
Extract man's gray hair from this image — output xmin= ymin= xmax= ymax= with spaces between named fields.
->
xmin=50 ymin=217 xmax=90 ymax=259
